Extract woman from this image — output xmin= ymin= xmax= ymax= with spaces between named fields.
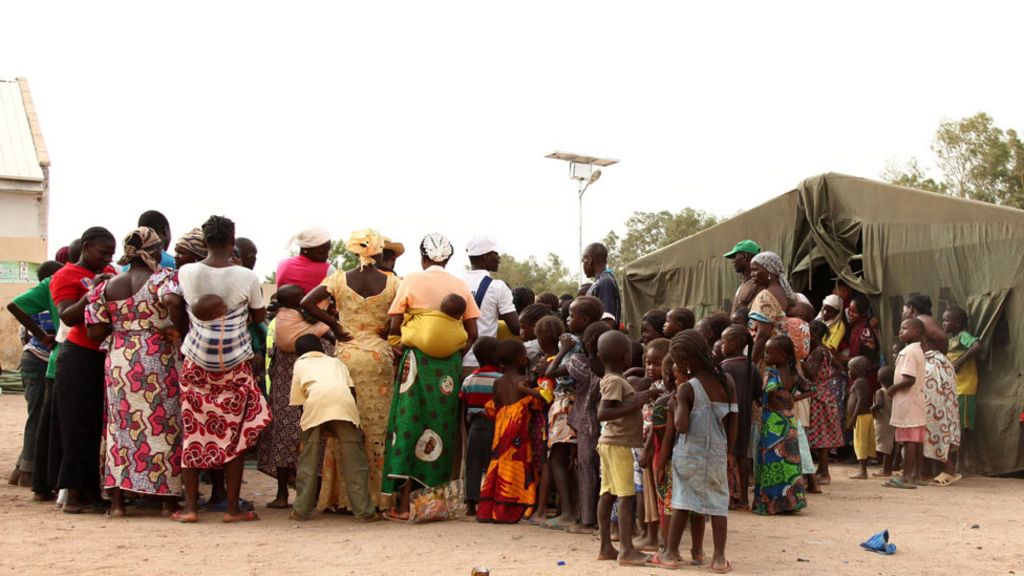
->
xmin=49 ymin=227 xmax=117 ymax=513
xmin=165 ymin=215 xmax=271 ymax=523
xmin=380 ymin=233 xmax=480 ymax=521
xmin=747 ymin=251 xmax=795 ymax=366
xmin=85 ymin=227 xmax=181 ymax=517
xmin=302 ymin=229 xmax=398 ymax=512
xmin=276 ymin=227 xmax=333 ymax=294
xmin=903 ymin=296 xmax=961 ymax=484
xmin=258 ymin=232 xmax=336 ymax=508
xmin=837 ymin=294 xmax=880 ymax=367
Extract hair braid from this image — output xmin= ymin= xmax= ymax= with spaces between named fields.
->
xmin=670 ymin=329 xmax=728 ymax=384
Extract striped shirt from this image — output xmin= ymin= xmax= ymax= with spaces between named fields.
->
xmin=459 ymin=366 xmax=501 ymax=417
xmin=182 ymin=305 xmax=254 ymax=371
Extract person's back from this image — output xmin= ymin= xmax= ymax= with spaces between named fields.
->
xmin=179 ymin=263 xmax=263 ymax=371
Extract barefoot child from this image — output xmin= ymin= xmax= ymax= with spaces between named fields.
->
xmin=719 ymin=325 xmax=761 ymax=510
xmin=476 ymin=340 xmax=547 ymax=523
xmin=459 ymin=337 xmax=501 ymax=516
xmin=651 ymin=355 xmax=678 ymax=550
xmin=846 ymin=356 xmax=875 ymax=479
xmin=595 ymin=330 xmax=656 ymax=567
xmin=884 ymin=318 xmax=927 ymax=489
xmin=290 ymin=335 xmax=376 ymax=521
xmin=871 ymin=366 xmax=895 ymax=477
xmin=654 ymin=329 xmax=736 ymax=573
xmin=528 ymin=315 xmax=564 ymax=524
xmin=942 ymin=306 xmax=981 ymax=473
xmin=636 ymin=338 xmax=671 ymax=552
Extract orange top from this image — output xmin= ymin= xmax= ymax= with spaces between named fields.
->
xmin=388 ymin=265 xmax=481 ymax=319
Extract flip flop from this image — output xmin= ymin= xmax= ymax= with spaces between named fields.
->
xmin=947 ymin=473 xmax=963 ymax=485
xmin=382 ymin=509 xmax=409 ymax=523
xmin=223 ymin=511 xmax=259 ymax=523
xmin=645 ymin=553 xmax=680 ymax=570
xmin=170 ymin=510 xmax=198 ymax=523
xmin=882 ymin=478 xmax=917 ymax=490
xmin=710 ymin=560 xmax=734 ymax=574
xmin=542 ymin=518 xmax=573 ymax=531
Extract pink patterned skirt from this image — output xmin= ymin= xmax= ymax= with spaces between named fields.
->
xmin=179 ymin=359 xmax=272 ymax=469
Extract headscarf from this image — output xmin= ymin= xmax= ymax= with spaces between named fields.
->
xmin=346 ymin=229 xmax=384 ymax=269
xmin=117 ymin=226 xmax=164 ymax=272
xmin=420 ymin=233 xmax=453 ymax=264
xmin=818 ymin=294 xmax=844 ymax=326
xmin=751 ymin=251 xmax=795 ymax=303
xmin=175 ymin=227 xmax=208 ymax=260
xmin=55 ymin=246 xmax=70 ymax=264
xmin=287 ymin=227 xmax=331 ymax=249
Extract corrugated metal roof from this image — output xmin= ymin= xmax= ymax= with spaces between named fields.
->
xmin=0 ymin=78 xmax=44 ymax=182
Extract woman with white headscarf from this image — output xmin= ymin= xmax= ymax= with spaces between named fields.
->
xmin=377 ymin=233 xmax=481 ymax=521
xmin=747 ymin=251 xmax=795 ymax=366
xmin=300 ymin=229 xmax=401 ymax=513
xmin=275 ymin=227 xmax=333 ymax=294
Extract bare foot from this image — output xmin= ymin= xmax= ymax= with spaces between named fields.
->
xmin=710 ymin=559 xmax=734 ymax=573
xmin=107 ymin=505 xmax=126 ymax=518
xmin=597 ymin=546 xmax=620 ymax=561
xmin=850 ymin=472 xmax=868 ymax=480
xmin=692 ymin=548 xmax=706 ymax=566
xmin=171 ymin=510 xmax=199 ymax=523
xmin=566 ymin=523 xmax=596 ymax=535
xmin=266 ymin=497 xmax=290 ymax=509
xmin=618 ymin=549 xmax=652 ymax=567
xmin=223 ymin=510 xmax=259 ymax=523
xmin=817 ymin=475 xmax=832 ymax=486
xmin=871 ymin=471 xmax=892 ymax=477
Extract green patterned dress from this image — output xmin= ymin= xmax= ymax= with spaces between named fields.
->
xmin=753 ymin=367 xmax=806 ymax=515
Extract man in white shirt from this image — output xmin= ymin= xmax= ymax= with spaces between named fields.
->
xmin=460 ymin=235 xmax=520 ymax=374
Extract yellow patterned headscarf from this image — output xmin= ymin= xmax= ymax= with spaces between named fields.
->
xmin=346 ymin=229 xmax=384 ymax=269
xmin=117 ymin=226 xmax=164 ymax=272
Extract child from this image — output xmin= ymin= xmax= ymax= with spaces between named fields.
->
xmin=564 ymin=320 xmax=612 ymax=534
xmin=519 ymin=303 xmax=554 ymax=371
xmin=884 ymin=318 xmax=927 ymax=489
xmin=543 ymin=295 xmax=604 ymax=530
xmin=289 ymin=335 xmax=376 ymax=521
xmin=846 ymin=356 xmax=876 ymax=479
xmin=719 ymin=325 xmax=761 ymax=510
xmin=527 ymin=315 xmax=565 ymax=525
xmin=595 ymin=330 xmax=655 ymax=567
xmin=663 ymin=307 xmax=696 ymax=339
xmin=804 ymin=320 xmax=845 ymax=485
xmin=651 ymin=355 xmax=678 ymax=552
xmin=942 ymin=305 xmax=981 ymax=473
xmin=440 ymin=293 xmax=467 ymax=319
xmin=636 ymin=338 xmax=671 ymax=552
xmin=871 ymin=366 xmax=896 ymax=477
xmin=459 ymin=337 xmax=501 ymax=516
xmin=765 ymin=335 xmax=819 ymax=493
xmin=476 ymin=340 xmax=547 ymax=523
xmin=654 ymin=329 xmax=735 ymax=573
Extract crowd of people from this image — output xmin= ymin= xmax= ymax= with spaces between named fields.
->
xmin=4 ymin=213 xmax=982 ymax=572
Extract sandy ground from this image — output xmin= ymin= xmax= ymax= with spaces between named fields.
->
xmin=0 ymin=393 xmax=1022 ymax=576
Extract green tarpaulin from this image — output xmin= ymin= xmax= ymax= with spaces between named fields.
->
xmin=624 ymin=173 xmax=1024 ymax=475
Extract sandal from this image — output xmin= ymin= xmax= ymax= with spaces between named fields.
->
xmin=382 ymin=509 xmax=409 ymax=522
xmin=645 ymin=553 xmax=680 ymax=570
xmin=882 ymin=478 xmax=917 ymax=490
xmin=710 ymin=560 xmax=734 ymax=574
xmin=171 ymin=510 xmax=199 ymax=523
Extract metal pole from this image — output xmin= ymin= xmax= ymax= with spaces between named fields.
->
xmin=578 ymin=178 xmax=587 ymax=283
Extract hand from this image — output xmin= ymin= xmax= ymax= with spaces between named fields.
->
xmin=40 ymin=334 xmax=57 ymax=349
xmin=654 ymin=462 xmax=665 ymax=485
xmin=558 ymin=333 xmax=576 ymax=352
xmin=332 ymin=323 xmax=352 ymax=342
xmin=639 ymin=387 xmax=659 ymax=403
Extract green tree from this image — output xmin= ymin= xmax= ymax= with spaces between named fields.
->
xmin=602 ymin=207 xmax=720 ymax=270
xmin=883 ymin=113 xmax=1024 ymax=208
xmin=492 ymin=253 xmax=577 ymax=296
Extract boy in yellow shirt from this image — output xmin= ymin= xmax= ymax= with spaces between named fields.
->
xmin=942 ymin=306 xmax=981 ymax=473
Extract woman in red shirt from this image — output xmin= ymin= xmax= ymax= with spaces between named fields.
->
xmin=49 ymin=227 xmax=117 ymax=514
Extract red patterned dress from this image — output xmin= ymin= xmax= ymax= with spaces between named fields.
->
xmin=476 ymin=395 xmax=544 ymax=523
xmin=87 ymin=269 xmax=182 ymax=494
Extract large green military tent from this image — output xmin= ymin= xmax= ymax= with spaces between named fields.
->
xmin=623 ymin=172 xmax=1024 ymax=475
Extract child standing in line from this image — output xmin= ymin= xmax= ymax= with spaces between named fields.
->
xmin=871 ymin=366 xmax=896 ymax=477
xmin=804 ymin=320 xmax=845 ymax=486
xmin=289 ymin=335 xmax=376 ymax=521
xmin=459 ymin=337 xmax=502 ymax=516
xmin=719 ymin=325 xmax=761 ymax=510
xmin=564 ymin=320 xmax=612 ymax=534
xmin=476 ymin=340 xmax=547 ymax=524
xmin=653 ymin=329 xmax=736 ymax=574
xmin=652 ymin=355 xmax=678 ymax=553
xmin=595 ymin=331 xmax=656 ymax=567
xmin=636 ymin=338 xmax=671 ymax=552
xmin=846 ymin=356 xmax=876 ymax=479
xmin=544 ymin=296 xmax=604 ymax=530
xmin=884 ymin=318 xmax=927 ymax=490
xmin=942 ymin=306 xmax=981 ymax=473
xmin=527 ymin=315 xmax=564 ymax=524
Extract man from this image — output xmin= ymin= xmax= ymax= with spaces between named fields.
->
xmin=460 ymin=235 xmax=519 ymax=374
xmin=235 ymin=237 xmax=258 ymax=270
xmin=724 ymin=239 xmax=761 ymax=312
xmin=377 ymin=236 xmax=405 ymax=276
xmin=582 ymin=242 xmax=620 ymax=325
xmin=137 ymin=210 xmax=177 ymax=269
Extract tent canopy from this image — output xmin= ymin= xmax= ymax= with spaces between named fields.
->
xmin=623 ymin=172 xmax=1024 ymax=475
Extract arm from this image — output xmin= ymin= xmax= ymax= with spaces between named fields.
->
xmin=802 ymin=348 xmax=823 ymax=381
xmin=623 ymin=366 xmax=644 ymax=378
xmin=462 ymin=317 xmax=478 ymax=351
xmin=724 ymin=373 xmax=738 ymax=460
xmin=887 ymin=374 xmax=915 ymax=395
xmin=845 ymin=387 xmax=859 ymax=430
xmin=953 ymin=341 xmax=982 ymax=371
xmin=545 ymin=334 xmax=577 ymax=378
xmin=639 ymin=431 xmax=654 ymax=468
xmin=161 ymin=293 xmax=189 ymax=342
xmin=517 ymin=379 xmax=545 ymax=402
xmin=922 ymin=318 xmax=948 ymax=354
xmin=751 ymin=320 xmax=772 ymax=365
xmin=870 ymin=389 xmax=884 ymax=415
xmin=598 ymin=389 xmax=654 ymax=422
xmin=86 ymin=323 xmax=112 ymax=342
xmin=499 ymin=311 xmax=520 ymax=337
xmin=6 ymin=303 xmax=55 ymax=347
xmin=301 ymin=285 xmax=348 ymax=340
xmin=57 ymin=296 xmax=90 ymax=327
xmin=655 ymin=400 xmax=676 ymax=483
xmin=673 ymin=383 xmax=693 ymax=435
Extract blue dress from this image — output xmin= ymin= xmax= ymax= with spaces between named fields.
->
xmin=671 ymin=377 xmax=736 ymax=517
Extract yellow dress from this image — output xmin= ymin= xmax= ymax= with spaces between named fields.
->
xmin=317 ymin=271 xmax=398 ymax=511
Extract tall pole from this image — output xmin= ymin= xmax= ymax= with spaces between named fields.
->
xmin=578 ymin=178 xmax=585 ymax=283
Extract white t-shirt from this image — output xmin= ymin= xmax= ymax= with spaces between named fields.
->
xmin=459 ymin=269 xmax=515 ymax=367
xmin=178 ymin=263 xmax=265 ymax=310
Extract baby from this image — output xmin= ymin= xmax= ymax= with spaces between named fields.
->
xmin=192 ymin=293 xmax=228 ymax=321
xmin=441 ymin=293 xmax=467 ymax=320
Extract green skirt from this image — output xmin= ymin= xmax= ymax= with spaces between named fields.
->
xmin=381 ymin=348 xmax=463 ymax=494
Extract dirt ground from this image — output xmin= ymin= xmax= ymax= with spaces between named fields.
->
xmin=0 ymin=393 xmax=1022 ymax=575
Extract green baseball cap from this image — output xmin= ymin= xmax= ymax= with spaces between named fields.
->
xmin=724 ymin=239 xmax=761 ymax=258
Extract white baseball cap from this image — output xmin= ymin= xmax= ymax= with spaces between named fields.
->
xmin=465 ymin=234 xmax=500 ymax=257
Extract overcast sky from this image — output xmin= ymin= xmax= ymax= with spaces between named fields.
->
xmin=3 ymin=1 xmax=1022 ymax=279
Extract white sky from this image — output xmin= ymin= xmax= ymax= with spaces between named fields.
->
xmin=3 ymin=1 xmax=1022 ymax=279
